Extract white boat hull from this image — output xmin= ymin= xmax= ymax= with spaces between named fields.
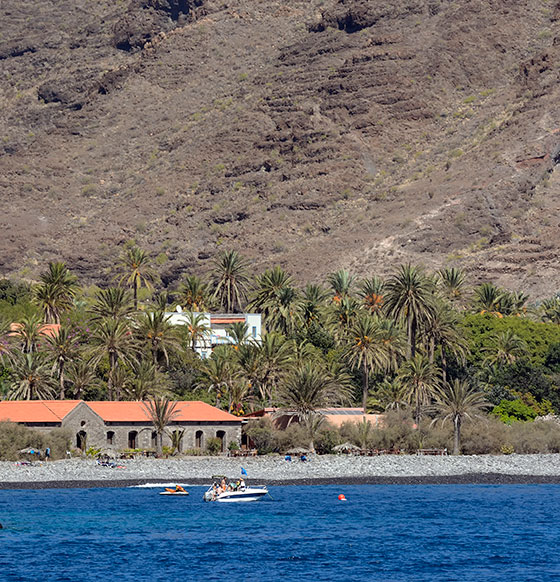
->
xmin=204 ymin=486 xmax=268 ymax=503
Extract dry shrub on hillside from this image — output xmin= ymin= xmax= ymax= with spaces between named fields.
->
xmin=509 ymin=420 xmax=560 ymax=453
xmin=459 ymin=417 xmax=508 ymax=455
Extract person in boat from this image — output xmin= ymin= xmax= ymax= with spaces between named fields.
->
xmin=239 ymin=478 xmax=246 ymax=490
xmin=175 ymin=485 xmax=185 ymax=493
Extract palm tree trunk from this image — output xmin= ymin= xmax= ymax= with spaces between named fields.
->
xmin=453 ymin=415 xmax=461 ymax=455
xmin=133 ymin=275 xmax=138 ymax=310
xmin=108 ymin=351 xmax=118 ymax=401
xmin=441 ymin=346 xmax=447 ymax=384
xmin=59 ymin=361 xmax=65 ymax=400
xmin=362 ymin=361 xmax=369 ymax=413
xmin=157 ymin=432 xmax=163 ymax=456
xmin=415 ymin=384 xmax=420 ymax=427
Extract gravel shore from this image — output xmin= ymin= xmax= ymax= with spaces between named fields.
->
xmin=3 ymin=454 xmax=560 ymax=488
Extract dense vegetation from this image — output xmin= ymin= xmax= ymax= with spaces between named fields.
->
xmin=2 ymin=247 xmax=560 ymax=454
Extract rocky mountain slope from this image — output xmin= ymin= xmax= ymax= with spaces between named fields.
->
xmin=1 ymin=0 xmax=560 ymax=296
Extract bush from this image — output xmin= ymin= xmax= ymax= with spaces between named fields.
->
xmin=510 ymin=420 xmax=560 ymax=453
xmin=183 ymin=448 xmax=206 ymax=456
xmin=244 ymin=418 xmax=281 ymax=455
xmin=461 ymin=418 xmax=509 ymax=454
xmin=0 ymin=422 xmax=71 ymax=461
xmin=492 ymin=399 xmax=538 ymax=423
xmin=206 ymin=437 xmax=222 ymax=455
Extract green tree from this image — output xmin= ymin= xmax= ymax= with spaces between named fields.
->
xmin=328 ymin=269 xmax=356 ymax=301
xmin=90 ymin=319 xmax=139 ymax=400
xmin=482 ymin=330 xmax=528 ymax=367
xmin=181 ymin=311 xmax=210 ymax=352
xmin=384 ymin=264 xmax=435 ymax=358
xmin=136 ymin=311 xmax=181 ymax=367
xmin=11 ymin=314 xmax=44 ymax=353
xmin=142 ymin=397 xmax=179 ymax=455
xmin=45 ymin=326 xmax=78 ymax=399
xmin=247 ymin=266 xmax=294 ymax=323
xmin=211 ymin=250 xmax=250 ymax=313
xmin=66 ymin=358 xmax=98 ymax=399
xmin=431 ymin=379 xmax=489 ymax=455
xmin=6 ymin=352 xmax=57 ymax=400
xmin=177 ymin=275 xmax=211 ymax=312
xmin=89 ymin=287 xmax=135 ymax=321
xmin=34 ymin=262 xmax=79 ymax=324
xmin=437 ymin=267 xmax=467 ymax=306
xmin=228 ymin=321 xmax=250 ymax=346
xmin=358 ymin=276 xmax=385 ymax=314
xmin=398 ymin=354 xmax=441 ymax=426
xmin=117 ymin=246 xmax=157 ymax=310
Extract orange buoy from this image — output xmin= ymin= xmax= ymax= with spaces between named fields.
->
xmin=338 ymin=494 xmax=347 ymax=501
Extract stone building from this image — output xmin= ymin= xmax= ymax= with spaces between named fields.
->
xmin=0 ymin=400 xmax=242 ymax=453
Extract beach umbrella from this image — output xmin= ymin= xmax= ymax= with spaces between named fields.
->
xmin=333 ymin=442 xmax=361 ymax=453
xmin=285 ymin=447 xmax=310 ymax=455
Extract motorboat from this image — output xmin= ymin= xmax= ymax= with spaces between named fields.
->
xmin=159 ymin=485 xmax=189 ymax=496
xmin=203 ymin=476 xmax=268 ymax=503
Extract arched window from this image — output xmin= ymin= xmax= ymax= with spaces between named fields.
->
xmin=106 ymin=431 xmax=115 ymax=446
xmin=128 ymin=431 xmax=138 ymax=449
xmin=216 ymin=430 xmax=226 ymax=453
xmin=195 ymin=430 xmax=203 ymax=449
xmin=76 ymin=431 xmax=87 ymax=451
xmin=151 ymin=431 xmax=157 ymax=448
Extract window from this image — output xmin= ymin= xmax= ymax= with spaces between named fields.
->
xmin=252 ymin=326 xmax=257 ymax=338
xmin=195 ymin=430 xmax=203 ymax=449
xmin=128 ymin=431 xmax=138 ymax=449
xmin=106 ymin=431 xmax=115 ymax=446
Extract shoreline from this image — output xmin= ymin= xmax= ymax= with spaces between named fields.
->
xmin=3 ymin=454 xmax=560 ymax=489
xmin=3 ymin=473 xmax=560 ymax=490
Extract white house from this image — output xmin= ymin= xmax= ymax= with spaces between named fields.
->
xmin=165 ymin=310 xmax=262 ymax=358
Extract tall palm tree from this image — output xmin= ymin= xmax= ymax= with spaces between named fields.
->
xmin=142 ymin=397 xmax=179 ymax=456
xmin=125 ymin=360 xmax=168 ymax=400
xmin=277 ymin=361 xmax=352 ymax=450
xmin=211 ymin=250 xmax=250 ymax=313
xmin=11 ymin=314 xmax=44 ymax=353
xmin=117 ymin=246 xmax=157 ymax=309
xmin=247 ymin=267 xmax=294 ymax=317
xmin=328 ymin=269 xmax=356 ymax=301
xmin=198 ymin=346 xmax=238 ymax=409
xmin=327 ymin=296 xmax=361 ymax=342
xmin=45 ymin=326 xmax=78 ymax=399
xmin=398 ymin=354 xmax=441 ymax=426
xmin=384 ymin=264 xmax=436 ymax=358
xmin=437 ymin=267 xmax=467 ymax=306
xmin=66 ymin=358 xmax=98 ymax=399
xmin=6 ymin=352 xmax=57 ymax=400
xmin=376 ymin=378 xmax=408 ymax=411
xmin=344 ymin=315 xmax=391 ymax=412
xmin=359 ymin=276 xmax=385 ymax=314
xmin=264 ymin=286 xmax=304 ymax=336
xmin=540 ymin=296 xmax=560 ymax=324
xmin=431 ymin=379 xmax=489 ymax=455
xmin=34 ymin=262 xmax=79 ymax=323
xmin=177 ymin=275 xmax=211 ymax=312
xmin=135 ymin=311 xmax=181 ymax=367
xmin=472 ymin=282 xmax=504 ymax=316
xmin=89 ymin=318 xmax=139 ymax=400
xmin=423 ymin=300 xmax=469 ymax=382
xmin=89 ymin=287 xmax=135 ymax=321
xmin=181 ymin=311 xmax=211 ymax=352
xmin=301 ymin=284 xmax=329 ymax=327
xmin=482 ymin=330 xmax=528 ymax=367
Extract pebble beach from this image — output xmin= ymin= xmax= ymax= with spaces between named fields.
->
xmin=3 ymin=454 xmax=560 ymax=488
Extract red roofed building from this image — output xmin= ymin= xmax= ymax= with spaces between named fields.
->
xmin=0 ymin=400 xmax=242 ymax=453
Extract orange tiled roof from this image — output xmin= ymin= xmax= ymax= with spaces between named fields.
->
xmin=9 ymin=323 xmax=61 ymax=338
xmin=0 ymin=400 xmax=81 ymax=423
xmin=86 ymin=401 xmax=242 ymax=423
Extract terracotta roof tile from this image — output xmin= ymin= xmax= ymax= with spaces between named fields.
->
xmin=0 ymin=400 xmax=81 ymax=423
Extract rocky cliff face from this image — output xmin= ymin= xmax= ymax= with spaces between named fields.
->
xmin=1 ymin=0 xmax=560 ymax=296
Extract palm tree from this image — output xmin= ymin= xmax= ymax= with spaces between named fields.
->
xmin=211 ymin=250 xmax=250 ymax=312
xmin=247 ymin=266 xmax=294 ymax=320
xmin=89 ymin=287 xmax=135 ymax=321
xmin=437 ymin=267 xmax=467 ymax=306
xmin=198 ymin=347 xmax=238 ymax=409
xmin=472 ymin=282 xmax=504 ymax=316
xmin=11 ymin=314 xmax=44 ymax=353
xmin=135 ymin=311 xmax=181 ymax=367
xmin=398 ymin=354 xmax=441 ymax=426
xmin=142 ymin=397 xmax=179 ymax=456
xmin=327 ymin=296 xmax=361 ymax=342
xmin=125 ymin=360 xmax=168 ymax=400
xmin=540 ymin=296 xmax=560 ymax=324
xmin=66 ymin=359 xmax=98 ymax=399
xmin=89 ymin=318 xmax=139 ymax=400
xmin=181 ymin=311 xmax=211 ymax=352
xmin=376 ymin=378 xmax=408 ymax=411
xmin=301 ymin=284 xmax=329 ymax=327
xmin=328 ymin=269 xmax=356 ymax=301
xmin=117 ymin=246 xmax=157 ymax=309
xmin=177 ymin=275 xmax=211 ymax=312
xmin=34 ymin=262 xmax=79 ymax=323
xmin=228 ymin=321 xmax=250 ymax=346
xmin=423 ymin=300 xmax=469 ymax=382
xmin=431 ymin=379 xmax=489 ymax=455
xmin=343 ymin=315 xmax=391 ymax=412
xmin=482 ymin=330 xmax=528 ymax=367
xmin=6 ymin=352 xmax=57 ymax=400
xmin=384 ymin=264 xmax=436 ymax=358
xmin=45 ymin=326 xmax=78 ymax=399
xmin=277 ymin=361 xmax=352 ymax=450
xmin=263 ymin=286 xmax=303 ymax=336
xmin=359 ymin=276 xmax=385 ymax=314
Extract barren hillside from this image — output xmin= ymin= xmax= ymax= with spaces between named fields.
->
xmin=1 ymin=0 xmax=560 ymax=296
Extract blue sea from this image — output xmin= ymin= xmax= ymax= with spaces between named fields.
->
xmin=1 ymin=484 xmax=559 ymax=581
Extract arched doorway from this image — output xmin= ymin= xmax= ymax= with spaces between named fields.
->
xmin=195 ymin=430 xmax=203 ymax=449
xmin=76 ymin=431 xmax=87 ymax=451
xmin=216 ymin=430 xmax=226 ymax=453
xmin=151 ymin=431 xmax=157 ymax=449
xmin=106 ymin=431 xmax=115 ymax=446
xmin=128 ymin=431 xmax=138 ymax=449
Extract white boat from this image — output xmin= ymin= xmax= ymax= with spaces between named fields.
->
xmin=203 ymin=476 xmax=268 ymax=503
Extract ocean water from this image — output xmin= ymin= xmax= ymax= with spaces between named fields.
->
xmin=1 ymin=483 xmax=559 ymax=582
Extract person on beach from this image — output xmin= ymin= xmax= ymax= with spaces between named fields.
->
xmin=285 ymin=454 xmax=292 ymax=462
xmin=45 ymin=447 xmax=51 ymax=461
